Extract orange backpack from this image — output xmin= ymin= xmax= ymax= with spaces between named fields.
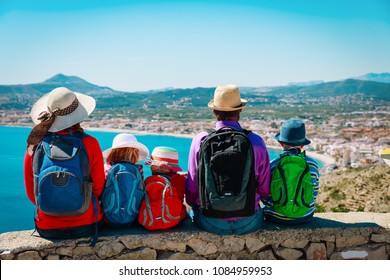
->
xmin=138 ymin=174 xmax=186 ymax=230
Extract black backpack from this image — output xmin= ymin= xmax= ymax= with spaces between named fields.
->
xmin=197 ymin=127 xmax=256 ymax=218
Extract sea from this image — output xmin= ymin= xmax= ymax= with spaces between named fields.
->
xmin=0 ymin=126 xmax=323 ymax=234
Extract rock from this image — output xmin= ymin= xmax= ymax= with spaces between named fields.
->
xmin=366 ymin=246 xmax=388 ymax=260
xmin=56 ymin=247 xmax=74 ymax=257
xmin=116 ymin=248 xmax=157 ymax=260
xmin=336 ymin=235 xmax=367 ymax=248
xmin=257 ymin=249 xmax=277 ymax=260
xmin=40 ymin=248 xmax=55 ymax=258
xmin=163 ymin=241 xmax=187 ymax=252
xmin=95 ymin=241 xmax=125 ymax=259
xmin=143 ymin=238 xmax=187 ymax=252
xmin=280 ymin=238 xmax=309 ymax=249
xmin=168 ymin=252 xmax=204 ymax=260
xmin=120 ymin=236 xmax=144 ymax=249
xmin=73 ymin=245 xmax=95 ymax=256
xmin=232 ymin=251 xmax=257 ymax=260
xmin=216 ymin=253 xmax=228 ymax=260
xmin=46 ymin=254 xmax=60 ymax=260
xmin=275 ymin=247 xmax=303 ymax=260
xmin=371 ymin=234 xmax=390 ymax=244
xmin=0 ymin=251 xmax=14 ymax=260
xmin=326 ymin=242 xmax=335 ymax=258
xmin=0 ymin=231 xmax=54 ymax=254
xmin=79 ymin=254 xmax=101 ymax=260
xmin=306 ymin=243 xmax=327 ymax=260
xmin=188 ymin=238 xmax=218 ymax=255
xmin=221 ymin=237 xmax=245 ymax=253
xmin=245 ymin=237 xmax=267 ymax=253
xmin=17 ymin=251 xmax=42 ymax=260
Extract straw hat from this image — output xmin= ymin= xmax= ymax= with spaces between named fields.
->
xmin=146 ymin=146 xmax=182 ymax=172
xmin=207 ymin=84 xmax=247 ymax=111
xmin=102 ymin=133 xmax=149 ymax=160
xmin=275 ymin=119 xmax=311 ymax=146
xmin=30 ymin=87 xmax=96 ymax=132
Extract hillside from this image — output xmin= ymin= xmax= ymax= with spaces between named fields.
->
xmin=355 ymin=72 xmax=390 ymax=83
xmin=317 ymin=163 xmax=390 ymax=213
xmin=1 ymin=73 xmax=389 ymax=111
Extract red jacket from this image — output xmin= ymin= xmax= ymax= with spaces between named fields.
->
xmin=24 ymin=131 xmax=105 ymax=230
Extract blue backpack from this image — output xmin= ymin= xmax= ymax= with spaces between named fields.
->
xmin=102 ymin=162 xmax=145 ymax=226
xmin=32 ymin=132 xmax=93 ymax=216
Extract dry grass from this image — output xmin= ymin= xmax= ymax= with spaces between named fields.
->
xmin=316 ymin=163 xmax=390 ymax=213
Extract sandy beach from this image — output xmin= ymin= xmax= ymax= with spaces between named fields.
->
xmin=85 ymin=126 xmax=196 ymax=139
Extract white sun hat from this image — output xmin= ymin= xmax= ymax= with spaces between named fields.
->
xmin=102 ymin=133 xmax=149 ymax=160
xmin=30 ymin=87 xmax=96 ymax=132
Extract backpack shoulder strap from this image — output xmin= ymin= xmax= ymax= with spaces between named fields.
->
xmin=241 ymin=128 xmax=252 ymax=136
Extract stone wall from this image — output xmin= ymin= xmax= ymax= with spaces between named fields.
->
xmin=1 ymin=213 xmax=389 ymax=260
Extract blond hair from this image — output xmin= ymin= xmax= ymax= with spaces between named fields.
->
xmin=106 ymin=147 xmax=139 ymax=164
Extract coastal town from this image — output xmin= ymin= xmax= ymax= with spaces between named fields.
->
xmin=2 ymin=109 xmax=389 ymax=172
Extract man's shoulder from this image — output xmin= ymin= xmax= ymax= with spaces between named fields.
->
xmin=194 ymin=130 xmax=209 ymax=140
xmin=245 ymin=130 xmax=266 ymax=148
xmin=190 ymin=130 xmax=209 ymax=148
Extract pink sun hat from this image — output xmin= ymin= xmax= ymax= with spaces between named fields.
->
xmin=146 ymin=146 xmax=182 ymax=172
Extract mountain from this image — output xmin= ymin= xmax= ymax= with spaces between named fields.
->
xmin=44 ymin=73 xmax=89 ymax=84
xmin=259 ymin=79 xmax=390 ymax=101
xmin=354 ymin=72 xmax=390 ymax=83
xmin=287 ymin=80 xmax=324 ymax=86
xmin=0 ymin=73 xmax=132 ymax=110
xmin=1 ymin=73 xmax=389 ymax=111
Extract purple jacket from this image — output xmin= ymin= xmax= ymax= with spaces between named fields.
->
xmin=185 ymin=120 xmax=271 ymax=211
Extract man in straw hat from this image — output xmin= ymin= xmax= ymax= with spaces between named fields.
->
xmin=24 ymin=87 xmax=105 ymax=243
xmin=186 ymin=84 xmax=271 ymax=235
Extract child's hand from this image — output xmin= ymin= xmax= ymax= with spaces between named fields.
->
xmin=137 ymin=164 xmax=144 ymax=179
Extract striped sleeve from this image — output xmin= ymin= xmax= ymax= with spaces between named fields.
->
xmin=305 ymin=156 xmax=320 ymax=201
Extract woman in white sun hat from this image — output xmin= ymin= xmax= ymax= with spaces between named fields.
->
xmin=24 ymin=87 xmax=105 ymax=243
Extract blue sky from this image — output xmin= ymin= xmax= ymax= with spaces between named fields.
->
xmin=0 ymin=0 xmax=389 ymax=91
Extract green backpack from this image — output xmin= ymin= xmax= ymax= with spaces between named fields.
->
xmin=270 ymin=151 xmax=313 ymax=218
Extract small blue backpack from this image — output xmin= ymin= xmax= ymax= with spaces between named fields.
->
xmin=102 ymin=162 xmax=145 ymax=227
xmin=33 ymin=132 xmax=93 ymax=217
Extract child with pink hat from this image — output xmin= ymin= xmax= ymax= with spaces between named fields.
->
xmin=146 ymin=146 xmax=183 ymax=175
xmin=139 ymin=146 xmax=188 ymax=229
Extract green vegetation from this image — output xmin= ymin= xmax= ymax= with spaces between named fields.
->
xmin=315 ymin=204 xmax=326 ymax=213
xmin=329 ymin=189 xmax=346 ymax=201
xmin=357 ymin=206 xmax=365 ymax=212
xmin=331 ymin=204 xmax=350 ymax=213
